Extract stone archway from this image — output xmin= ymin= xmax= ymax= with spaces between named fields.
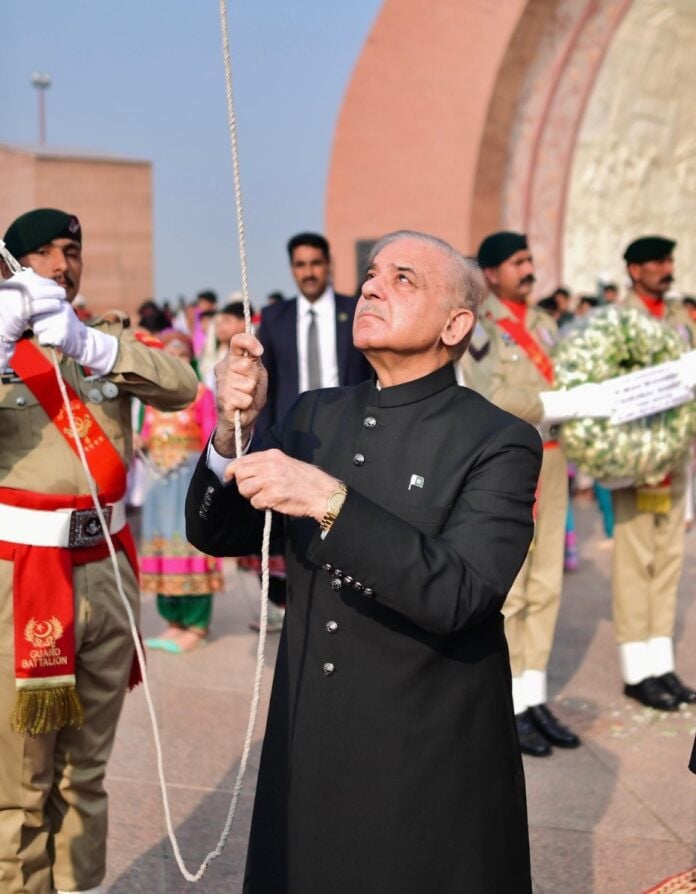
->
xmin=471 ymin=0 xmax=633 ymax=294
xmin=563 ymin=0 xmax=696 ymax=296
xmin=325 ymin=0 xmax=634 ymax=295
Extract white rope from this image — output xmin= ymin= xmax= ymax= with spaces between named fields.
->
xmin=3 ymin=1 xmax=272 ymax=879
xmin=213 ymin=0 xmax=273 ymax=869
xmin=49 ymin=344 xmax=272 ymax=882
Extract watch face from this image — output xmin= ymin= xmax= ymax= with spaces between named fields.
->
xmin=328 ymin=490 xmax=345 ymax=514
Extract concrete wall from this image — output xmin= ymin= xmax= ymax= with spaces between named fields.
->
xmin=0 ymin=144 xmax=153 ymax=318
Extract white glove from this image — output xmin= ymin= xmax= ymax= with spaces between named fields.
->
xmin=676 ymin=350 xmax=696 ymax=391
xmin=32 ymin=302 xmax=119 ymax=376
xmin=0 ymin=340 xmax=12 ymax=371
xmin=0 ymin=269 xmax=66 ymax=345
xmin=540 ymin=382 xmax=614 ymax=424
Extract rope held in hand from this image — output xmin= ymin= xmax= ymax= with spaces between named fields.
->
xmin=0 ymin=0 xmax=272 ymax=882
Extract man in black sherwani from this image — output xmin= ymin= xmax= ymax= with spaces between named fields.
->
xmin=186 ymin=230 xmax=542 ymax=894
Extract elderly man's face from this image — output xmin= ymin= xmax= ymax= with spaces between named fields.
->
xmin=485 ymin=249 xmax=535 ymax=302
xmin=629 ymin=256 xmax=674 ymax=298
xmin=22 ymin=238 xmax=83 ymax=302
xmin=354 ymin=238 xmax=465 ymax=359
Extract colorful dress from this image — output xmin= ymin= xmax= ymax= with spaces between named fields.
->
xmin=140 ymin=383 xmax=223 ymax=627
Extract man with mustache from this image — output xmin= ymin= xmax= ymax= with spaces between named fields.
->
xmin=0 ymin=208 xmax=198 ymax=894
xmin=611 ymin=236 xmax=696 ymax=710
xmin=186 ymin=230 xmax=542 ymax=893
xmin=248 ymin=233 xmax=370 ymax=632
xmin=255 ymin=232 xmax=370 ymax=442
xmin=460 ymin=231 xmax=609 ymax=757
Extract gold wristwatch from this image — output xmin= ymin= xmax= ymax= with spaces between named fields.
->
xmin=320 ymin=482 xmax=347 ymax=533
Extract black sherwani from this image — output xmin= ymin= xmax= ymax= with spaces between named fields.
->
xmin=186 ymin=363 xmax=542 ymax=894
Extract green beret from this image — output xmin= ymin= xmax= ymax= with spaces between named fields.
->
xmin=623 ymin=236 xmax=675 ymax=264
xmin=477 ymin=231 xmax=528 ymax=268
xmin=3 ymin=208 xmax=82 ymax=261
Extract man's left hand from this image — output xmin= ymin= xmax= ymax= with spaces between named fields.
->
xmin=224 ymin=448 xmax=340 ymax=522
xmin=32 ymin=302 xmax=119 ymax=376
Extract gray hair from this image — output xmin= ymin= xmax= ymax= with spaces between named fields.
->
xmin=368 ymin=230 xmax=486 ymax=357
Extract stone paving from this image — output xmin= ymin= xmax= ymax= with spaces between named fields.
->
xmin=103 ymin=497 xmax=696 ymax=893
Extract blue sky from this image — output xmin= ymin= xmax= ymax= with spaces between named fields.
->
xmin=0 ymin=1 xmax=381 ymax=307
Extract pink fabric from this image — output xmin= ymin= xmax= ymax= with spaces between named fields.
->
xmin=140 ymin=555 xmax=221 ymax=574
xmin=141 ymin=381 xmax=215 ymax=451
xmin=194 ymin=386 xmax=217 ymax=447
xmin=140 ymin=411 xmax=152 ymax=443
xmin=192 ymin=310 xmax=207 ymax=357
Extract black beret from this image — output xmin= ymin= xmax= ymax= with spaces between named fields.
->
xmin=623 ymin=236 xmax=675 ymax=264
xmin=3 ymin=208 xmax=82 ymax=261
xmin=477 ymin=231 xmax=528 ymax=268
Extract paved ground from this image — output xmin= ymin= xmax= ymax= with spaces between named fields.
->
xmin=104 ymin=497 xmax=696 ymax=893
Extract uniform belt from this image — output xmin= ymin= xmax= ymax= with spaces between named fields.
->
xmin=0 ymin=498 xmax=126 ymax=548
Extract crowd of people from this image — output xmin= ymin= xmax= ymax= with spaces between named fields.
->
xmin=0 ymin=205 xmax=695 ymax=893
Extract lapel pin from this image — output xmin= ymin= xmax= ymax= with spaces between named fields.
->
xmin=408 ymin=474 xmax=425 ymax=491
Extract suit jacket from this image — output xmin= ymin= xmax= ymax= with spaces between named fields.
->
xmin=254 ymin=292 xmax=371 ymax=441
xmin=186 ymin=363 xmax=542 ymax=894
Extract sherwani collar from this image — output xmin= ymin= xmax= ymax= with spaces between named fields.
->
xmin=369 ymin=363 xmax=456 ymax=408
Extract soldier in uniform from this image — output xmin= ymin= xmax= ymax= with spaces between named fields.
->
xmin=460 ymin=231 xmax=611 ymax=756
xmin=612 ymin=236 xmax=696 ymax=711
xmin=0 ymin=208 xmax=198 ymax=894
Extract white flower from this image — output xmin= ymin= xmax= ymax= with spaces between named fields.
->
xmin=553 ymin=308 xmax=696 ymax=486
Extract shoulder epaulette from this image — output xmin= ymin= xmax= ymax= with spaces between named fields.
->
xmin=468 ymin=321 xmax=491 ymax=362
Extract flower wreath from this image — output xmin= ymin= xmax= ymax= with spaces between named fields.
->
xmin=553 ymin=306 xmax=696 ymax=486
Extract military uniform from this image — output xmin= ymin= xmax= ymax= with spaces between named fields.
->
xmin=612 ymin=292 xmax=696 ymax=685
xmin=460 ymin=293 xmax=568 ymax=714
xmin=0 ymin=317 xmax=197 ymax=894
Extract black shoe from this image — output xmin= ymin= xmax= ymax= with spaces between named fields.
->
xmin=527 ymin=703 xmax=581 ymax=748
xmin=623 ymin=677 xmax=680 ymax=711
xmin=516 ymin=711 xmax=552 ymax=757
xmin=657 ymin=672 xmax=696 ymax=705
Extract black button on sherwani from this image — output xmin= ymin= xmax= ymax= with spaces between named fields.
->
xmin=186 ymin=363 xmax=542 ymax=894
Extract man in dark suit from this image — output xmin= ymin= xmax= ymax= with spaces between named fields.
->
xmin=186 ymin=230 xmax=542 ymax=893
xmin=255 ymin=231 xmax=371 ymax=442
xmin=250 ymin=233 xmax=371 ymax=630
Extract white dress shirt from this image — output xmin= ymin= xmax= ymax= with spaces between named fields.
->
xmin=296 ymin=289 xmax=339 ymax=393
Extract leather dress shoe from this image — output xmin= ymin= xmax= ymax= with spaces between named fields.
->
xmin=623 ymin=677 xmax=680 ymax=711
xmin=515 ymin=711 xmax=552 ymax=757
xmin=527 ymin=703 xmax=580 ymax=748
xmin=657 ymin=671 xmax=696 ymax=704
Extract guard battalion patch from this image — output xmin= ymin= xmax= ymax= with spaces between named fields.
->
xmin=25 ymin=617 xmax=64 ymax=649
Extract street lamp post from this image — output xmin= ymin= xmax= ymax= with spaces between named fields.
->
xmin=30 ymin=72 xmax=51 ymax=145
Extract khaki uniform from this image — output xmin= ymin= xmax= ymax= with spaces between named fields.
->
xmin=612 ymin=294 xmax=696 ymax=651
xmin=460 ymin=295 xmax=567 ymax=684
xmin=0 ymin=317 xmax=198 ymax=894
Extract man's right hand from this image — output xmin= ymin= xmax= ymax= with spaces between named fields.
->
xmin=0 ymin=269 xmax=66 ymax=346
xmin=212 ymin=332 xmax=268 ymax=457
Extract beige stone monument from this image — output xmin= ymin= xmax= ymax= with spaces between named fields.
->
xmin=326 ymin=0 xmax=694 ymax=298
